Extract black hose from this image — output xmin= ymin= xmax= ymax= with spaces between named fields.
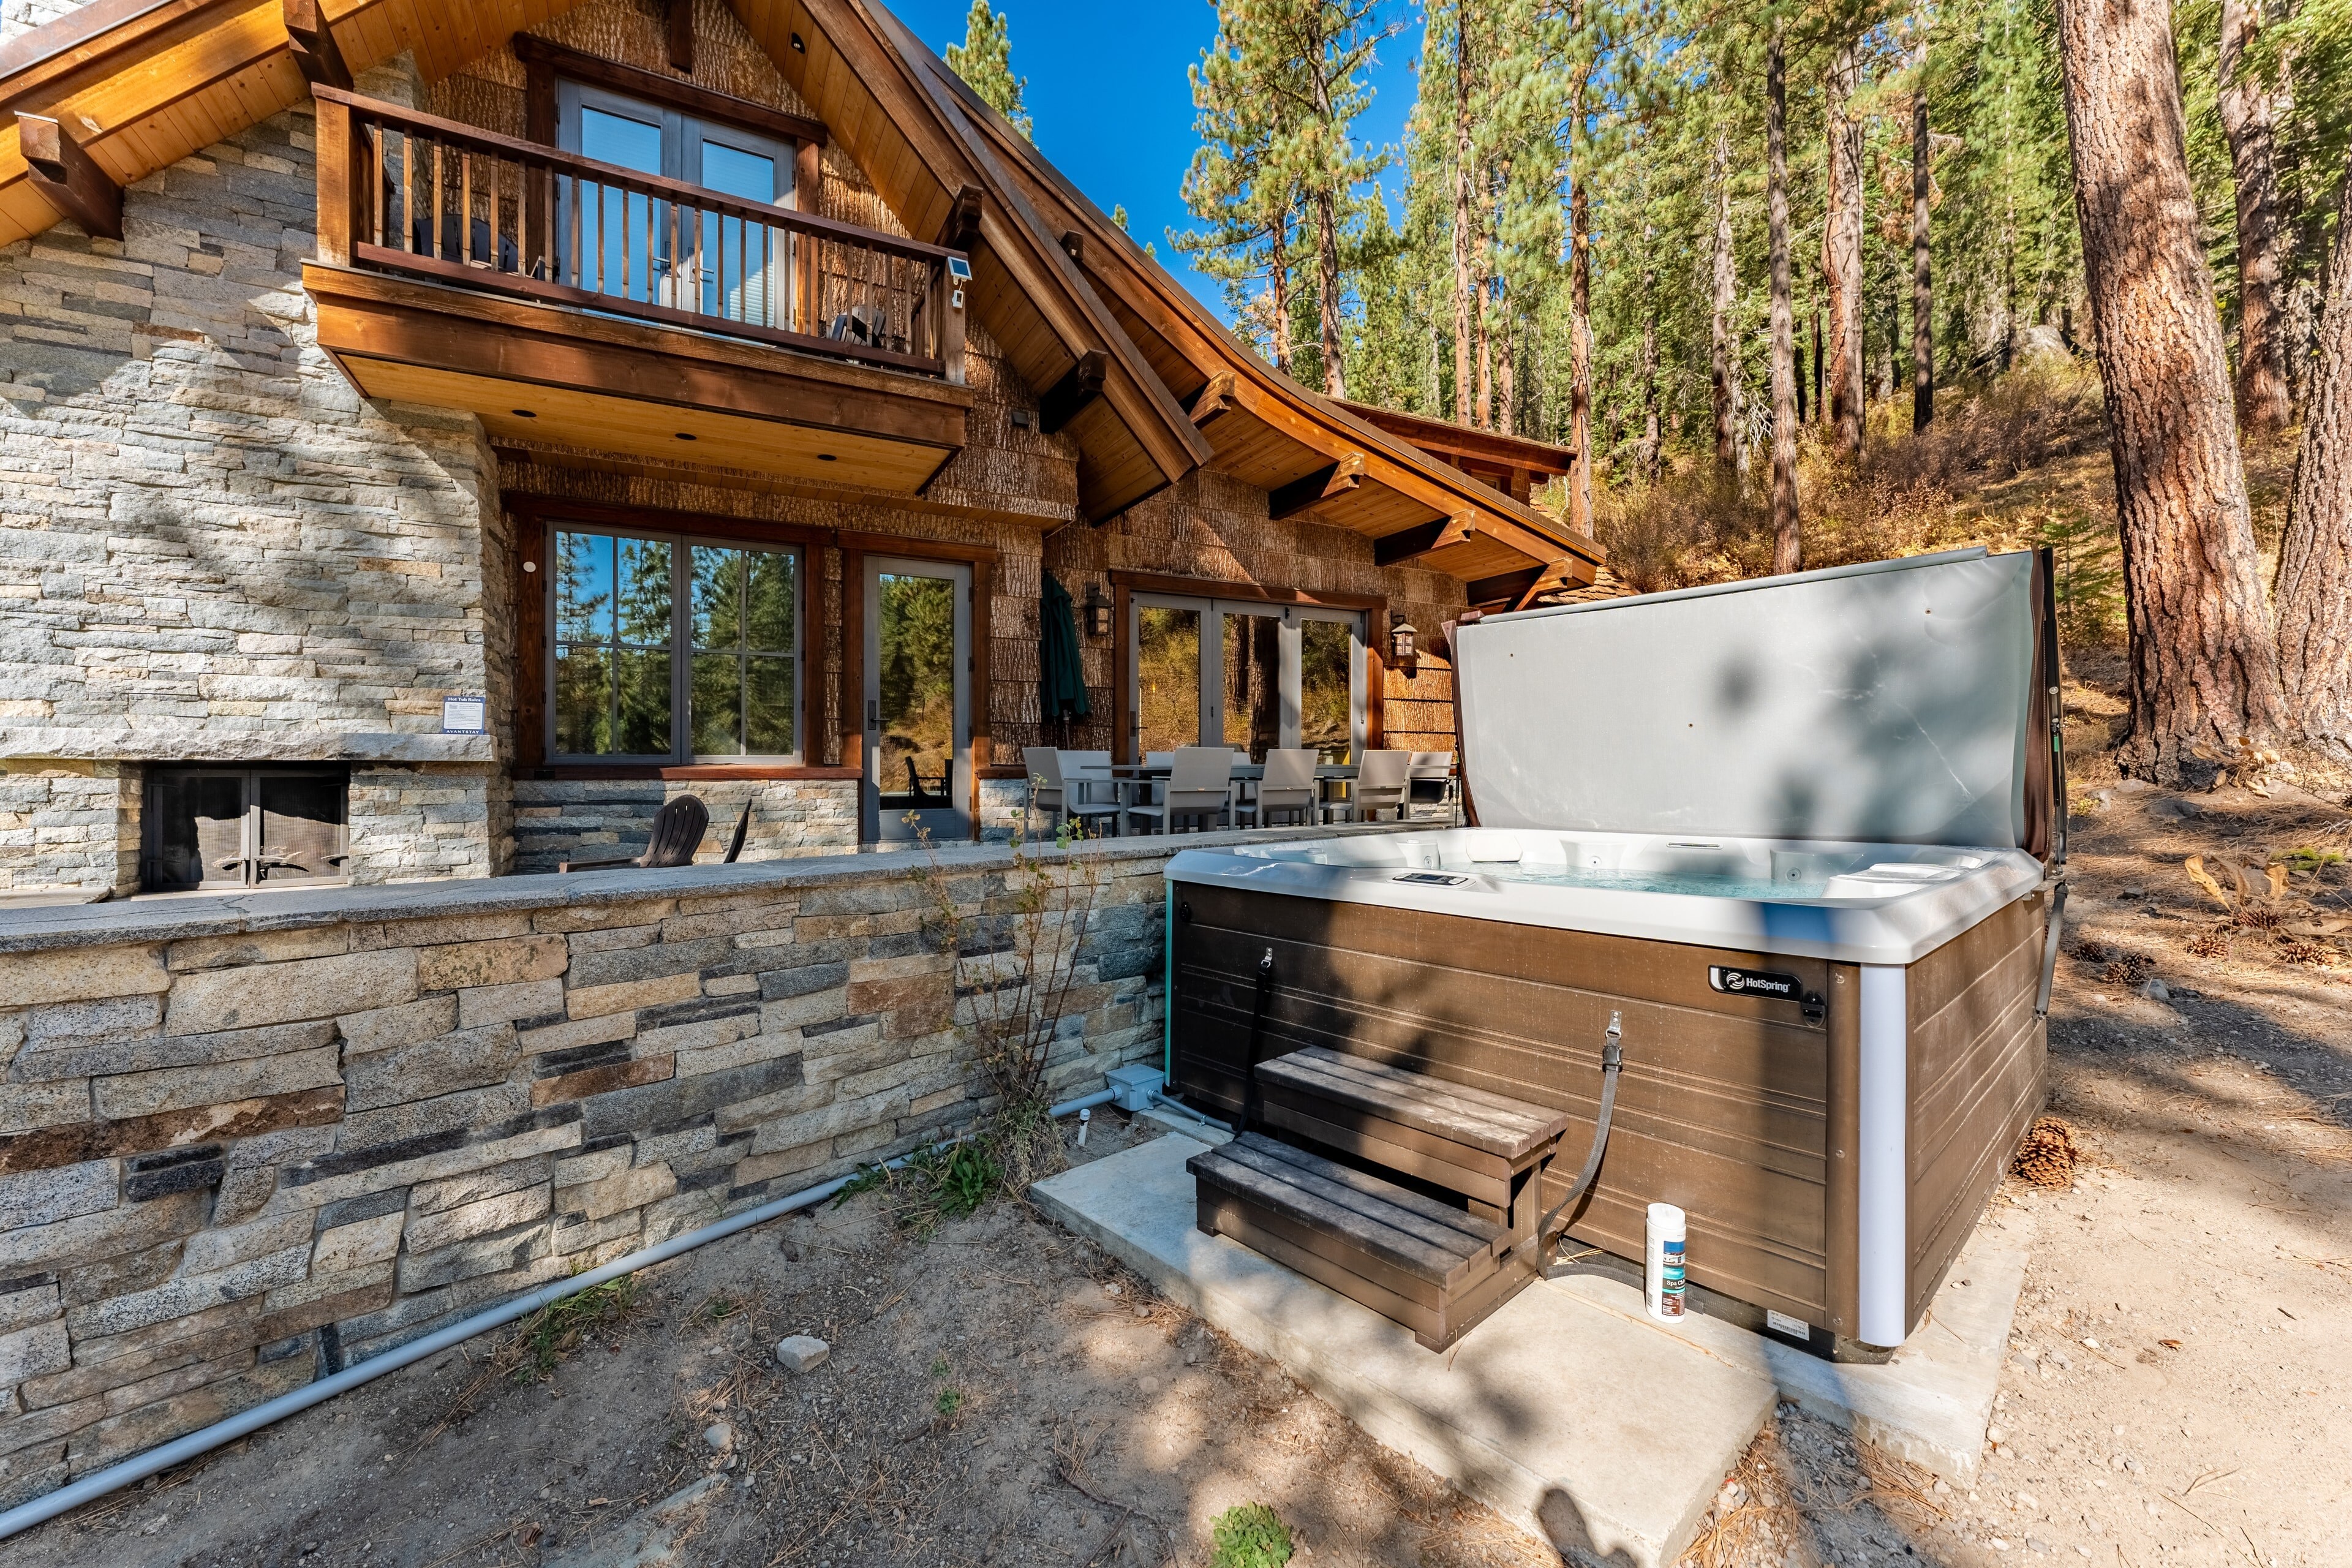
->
xmin=1531 ymin=1011 xmax=1624 ymax=1257
xmin=1234 ymin=947 xmax=1276 ymax=1136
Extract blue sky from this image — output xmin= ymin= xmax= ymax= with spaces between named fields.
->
xmin=886 ymin=1 xmax=1427 ymax=325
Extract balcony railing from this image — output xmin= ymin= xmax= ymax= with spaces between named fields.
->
xmin=312 ymin=88 xmax=965 ymax=380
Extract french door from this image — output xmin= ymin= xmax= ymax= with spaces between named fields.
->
xmin=557 ymin=81 xmax=797 ymax=326
xmin=1129 ymin=594 xmax=1365 ymax=763
xmin=864 ymin=557 xmax=972 ymax=842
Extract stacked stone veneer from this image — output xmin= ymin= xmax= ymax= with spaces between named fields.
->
xmin=510 ymin=779 xmax=863 ymax=873
xmin=0 ymin=826 xmax=1423 ymax=1508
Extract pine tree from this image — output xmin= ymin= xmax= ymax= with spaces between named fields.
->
xmin=1177 ymin=7 xmax=1302 ymax=371
xmin=944 ymin=2 xmax=1032 ymax=140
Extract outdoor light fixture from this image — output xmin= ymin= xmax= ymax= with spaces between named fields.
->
xmin=1083 ymin=586 xmax=1113 ymax=638
xmin=1390 ymin=619 xmax=1418 ymax=679
xmin=790 ymin=31 xmax=805 ymax=51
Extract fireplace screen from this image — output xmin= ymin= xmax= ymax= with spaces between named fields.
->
xmin=143 ymin=767 xmax=350 ymax=892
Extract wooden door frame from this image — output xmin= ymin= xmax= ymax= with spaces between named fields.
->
xmin=842 ymin=533 xmax=998 ymax=840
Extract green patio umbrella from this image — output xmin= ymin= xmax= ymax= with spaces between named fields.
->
xmin=1039 ymin=570 xmax=1091 ymax=730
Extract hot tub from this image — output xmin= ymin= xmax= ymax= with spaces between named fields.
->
xmin=1166 ymin=548 xmax=2065 ymax=1352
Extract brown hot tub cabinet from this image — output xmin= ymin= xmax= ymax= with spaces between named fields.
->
xmin=1166 ymin=548 xmax=2065 ymax=1353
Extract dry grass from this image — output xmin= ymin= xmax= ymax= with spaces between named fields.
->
xmin=1588 ymin=361 xmax=2119 ymax=642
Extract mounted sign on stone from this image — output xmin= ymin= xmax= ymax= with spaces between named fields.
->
xmin=440 ymin=695 xmax=487 ymax=734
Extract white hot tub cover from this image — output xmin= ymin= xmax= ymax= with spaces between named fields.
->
xmin=1453 ymin=548 xmax=2049 ymax=852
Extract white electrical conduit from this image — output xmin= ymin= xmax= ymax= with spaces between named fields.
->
xmin=0 ymin=1087 xmax=1121 ymax=1544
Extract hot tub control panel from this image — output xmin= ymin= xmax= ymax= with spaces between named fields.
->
xmin=1393 ymin=871 xmax=1469 ymax=886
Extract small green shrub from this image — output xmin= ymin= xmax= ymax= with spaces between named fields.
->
xmin=513 ymin=1275 xmax=638 ymax=1383
xmin=1209 ymin=1502 xmax=1294 ymax=1568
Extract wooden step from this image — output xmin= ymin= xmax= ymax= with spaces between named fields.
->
xmin=1253 ymin=1046 xmax=1567 ymax=1211
xmin=1188 ymin=1132 xmax=1537 ymax=1351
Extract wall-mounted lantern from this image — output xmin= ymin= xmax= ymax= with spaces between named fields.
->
xmin=1389 ymin=619 xmax=1418 ymax=679
xmin=1083 ymin=586 xmax=1114 ymax=639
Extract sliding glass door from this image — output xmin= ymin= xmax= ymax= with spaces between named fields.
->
xmin=1127 ymin=594 xmax=1365 ymax=762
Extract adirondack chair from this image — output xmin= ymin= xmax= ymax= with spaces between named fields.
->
xmin=559 ymin=794 xmax=710 ymax=873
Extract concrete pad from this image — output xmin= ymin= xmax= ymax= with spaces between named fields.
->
xmin=1544 ymin=1209 xmax=2035 ymax=1485
xmin=1033 ymin=1132 xmax=1777 ymax=1568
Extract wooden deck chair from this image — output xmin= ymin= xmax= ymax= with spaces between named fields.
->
xmin=560 ymin=794 xmax=710 ymax=872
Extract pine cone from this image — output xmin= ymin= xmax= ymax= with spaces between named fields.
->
xmin=2011 ymin=1115 xmax=2079 ymax=1189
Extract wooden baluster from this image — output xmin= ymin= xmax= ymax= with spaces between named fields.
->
xmin=369 ymin=124 xmax=384 ymax=249
xmin=570 ymin=174 xmax=583 ymax=289
xmin=488 ymin=154 xmax=503 ymax=272
xmin=398 ymin=132 xmax=413 ymax=254
xmin=669 ymin=196 xmax=682 ymax=313
xmin=459 ymin=149 xmax=473 ymax=266
xmin=431 ymin=138 xmax=445 ymax=262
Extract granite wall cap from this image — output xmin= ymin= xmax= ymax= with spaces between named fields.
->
xmin=0 ymin=825 xmax=1418 ymax=956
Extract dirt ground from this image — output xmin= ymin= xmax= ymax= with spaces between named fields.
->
xmin=6 ymin=659 xmax=2350 ymax=1568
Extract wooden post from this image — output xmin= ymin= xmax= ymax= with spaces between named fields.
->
xmin=312 ymin=92 xmax=354 ymax=265
xmin=940 ymin=259 xmax=967 ymax=385
xmin=15 ymin=113 xmax=123 ymax=241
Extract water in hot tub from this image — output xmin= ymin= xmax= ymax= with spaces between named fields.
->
xmin=1477 ymin=864 xmax=1828 ymax=900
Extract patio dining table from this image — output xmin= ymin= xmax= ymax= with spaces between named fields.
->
xmin=1091 ymin=761 xmax=1360 ymax=833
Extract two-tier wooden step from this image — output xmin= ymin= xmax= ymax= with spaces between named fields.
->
xmin=1187 ymin=1132 xmax=1526 ymax=1351
xmin=1251 ymin=1046 xmax=1569 ymax=1224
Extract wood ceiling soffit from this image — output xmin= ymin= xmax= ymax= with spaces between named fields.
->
xmin=13 ymin=111 xmax=122 ymax=237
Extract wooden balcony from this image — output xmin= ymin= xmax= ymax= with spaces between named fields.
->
xmin=306 ymin=88 xmax=972 ymax=491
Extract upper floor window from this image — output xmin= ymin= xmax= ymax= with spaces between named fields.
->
xmin=558 ymin=83 xmax=797 ymax=326
xmin=551 ymin=526 xmax=802 ymax=764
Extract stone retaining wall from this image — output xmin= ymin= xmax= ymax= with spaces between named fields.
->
xmin=0 ymin=827 xmax=1390 ymax=1507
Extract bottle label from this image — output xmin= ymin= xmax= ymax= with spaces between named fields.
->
xmin=1659 ymin=1240 xmax=1686 ymax=1317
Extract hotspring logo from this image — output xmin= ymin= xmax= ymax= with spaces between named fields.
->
xmin=1709 ymin=965 xmax=1800 ymax=998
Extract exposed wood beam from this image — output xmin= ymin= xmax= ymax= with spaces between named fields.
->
xmin=14 ymin=112 xmax=122 ymax=240
xmin=1467 ymin=567 xmax=1542 ymax=607
xmin=1512 ymin=560 xmax=1583 ymax=610
xmin=937 ymin=183 xmax=982 ymax=251
xmin=1040 ymin=349 xmax=1106 ymax=434
xmin=667 ymin=0 xmax=693 ymax=75
xmin=1374 ymin=513 xmax=1477 ymax=568
xmin=1186 ymin=369 xmax=1235 ymax=428
xmin=1269 ymin=451 xmax=1365 ymax=521
xmin=280 ymin=0 xmax=349 ymax=91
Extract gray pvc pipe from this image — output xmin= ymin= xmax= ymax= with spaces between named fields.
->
xmin=0 ymin=1087 xmax=1120 ymax=1544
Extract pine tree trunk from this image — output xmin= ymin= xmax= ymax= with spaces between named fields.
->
xmin=1768 ymin=29 xmax=1801 ymax=573
xmin=1710 ymin=127 xmax=1741 ymax=469
xmin=1913 ymin=72 xmax=1934 ymax=430
xmin=1271 ymin=206 xmax=1292 ymax=374
xmin=1314 ymin=189 xmax=1346 ymax=398
xmin=2218 ymin=0 xmax=2293 ymax=436
xmin=1500 ymin=309 xmax=1517 ymax=434
xmin=1825 ymin=45 xmax=1866 ymax=459
xmin=1453 ymin=7 xmax=1476 ymax=426
xmin=1640 ymin=218 xmax=1660 ymax=477
xmin=1570 ymin=176 xmax=1593 ymax=531
xmin=2275 ymin=149 xmax=2352 ymax=754
xmin=2054 ymin=0 xmax=2289 ymax=784
xmin=1477 ymin=265 xmax=1494 ymax=428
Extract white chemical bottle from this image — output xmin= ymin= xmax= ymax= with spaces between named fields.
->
xmin=1646 ymin=1202 xmax=1687 ymax=1322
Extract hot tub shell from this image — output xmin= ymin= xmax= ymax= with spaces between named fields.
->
xmin=1166 ymin=549 xmax=2064 ymax=1351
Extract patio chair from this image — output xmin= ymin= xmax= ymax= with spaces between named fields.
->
xmin=1406 ymin=751 xmax=1458 ymax=823
xmin=1343 ymin=750 xmax=1411 ymax=823
xmin=559 ymin=793 xmax=710 ymax=872
xmin=1023 ymin=747 xmax=1121 ymax=840
xmin=1124 ymin=747 xmax=1235 ymax=835
xmin=1240 ymin=748 xmax=1318 ymax=827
